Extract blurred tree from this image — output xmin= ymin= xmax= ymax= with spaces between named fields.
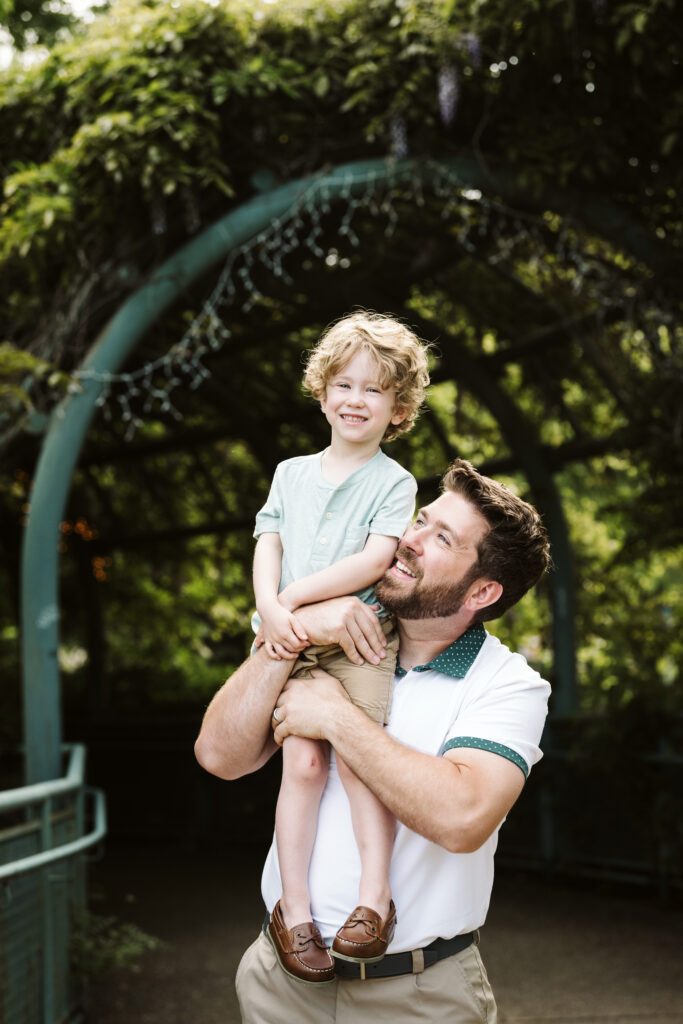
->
xmin=0 ymin=0 xmax=680 ymax=742
xmin=1 ymin=0 xmax=78 ymax=50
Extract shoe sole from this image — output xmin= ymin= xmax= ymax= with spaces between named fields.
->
xmin=330 ymin=948 xmax=387 ymax=964
xmin=266 ymin=925 xmax=336 ymax=986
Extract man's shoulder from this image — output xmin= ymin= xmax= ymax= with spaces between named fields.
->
xmin=471 ymin=632 xmax=550 ymax=692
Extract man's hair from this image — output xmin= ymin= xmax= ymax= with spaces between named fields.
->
xmin=303 ymin=310 xmax=430 ymax=441
xmin=441 ymin=459 xmax=551 ymax=622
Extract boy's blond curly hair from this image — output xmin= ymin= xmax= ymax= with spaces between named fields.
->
xmin=303 ymin=311 xmax=430 ymax=441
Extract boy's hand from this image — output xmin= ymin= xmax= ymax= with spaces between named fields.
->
xmin=259 ymin=603 xmax=309 ymax=661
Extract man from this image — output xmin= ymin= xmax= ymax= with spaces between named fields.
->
xmin=195 ymin=459 xmax=552 ymax=1023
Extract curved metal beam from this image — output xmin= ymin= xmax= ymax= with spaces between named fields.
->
xmin=21 ymin=155 xmax=663 ymax=781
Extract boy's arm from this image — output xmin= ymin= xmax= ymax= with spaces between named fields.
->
xmin=194 ymin=597 xmax=390 ymax=781
xmin=278 ymin=534 xmax=399 ymax=612
xmin=253 ymin=533 xmax=308 ymax=658
xmin=253 ymin=531 xmax=284 ymax=618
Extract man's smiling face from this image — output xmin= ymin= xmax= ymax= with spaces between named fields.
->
xmin=375 ymin=491 xmax=489 ymax=619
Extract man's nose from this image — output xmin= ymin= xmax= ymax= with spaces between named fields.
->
xmin=402 ymin=527 xmax=422 ymax=554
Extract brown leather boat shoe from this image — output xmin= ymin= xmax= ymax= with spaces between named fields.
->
xmin=267 ymin=901 xmax=335 ymax=985
xmin=331 ymin=901 xmax=397 ymax=963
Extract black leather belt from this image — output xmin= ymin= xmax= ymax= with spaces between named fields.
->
xmin=262 ymin=914 xmax=476 ymax=981
xmin=332 ymin=931 xmax=476 ymax=980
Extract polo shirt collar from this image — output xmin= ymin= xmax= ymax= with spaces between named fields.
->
xmin=395 ymin=622 xmax=486 ymax=679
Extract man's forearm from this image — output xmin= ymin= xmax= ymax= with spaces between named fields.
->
xmin=275 ymin=677 xmax=524 ymax=853
xmin=194 ymin=648 xmax=291 ymax=780
xmin=323 ymin=702 xmax=472 ymax=849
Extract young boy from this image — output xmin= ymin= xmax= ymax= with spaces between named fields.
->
xmin=252 ymin=311 xmax=430 ymax=985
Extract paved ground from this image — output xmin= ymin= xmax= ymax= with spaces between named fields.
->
xmin=85 ymin=842 xmax=683 ymax=1024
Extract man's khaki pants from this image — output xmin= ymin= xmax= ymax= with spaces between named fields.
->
xmin=236 ymin=932 xmax=498 ymax=1023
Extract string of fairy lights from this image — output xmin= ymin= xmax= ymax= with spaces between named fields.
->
xmin=71 ymin=157 xmax=660 ymax=440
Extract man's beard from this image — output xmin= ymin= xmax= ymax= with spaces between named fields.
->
xmin=375 ymin=549 xmax=479 ymax=620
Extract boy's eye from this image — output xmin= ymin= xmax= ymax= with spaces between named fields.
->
xmin=367 ymin=386 xmax=381 ymax=394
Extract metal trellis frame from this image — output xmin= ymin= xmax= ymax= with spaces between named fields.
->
xmin=0 ymin=745 xmax=106 ymax=1024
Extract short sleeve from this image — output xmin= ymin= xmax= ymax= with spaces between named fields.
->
xmin=368 ymin=473 xmax=417 ymax=540
xmin=254 ymin=465 xmax=284 ymax=538
xmin=440 ymin=658 xmax=550 ymax=779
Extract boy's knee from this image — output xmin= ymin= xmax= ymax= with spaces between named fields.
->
xmin=288 ymin=745 xmax=328 ymax=785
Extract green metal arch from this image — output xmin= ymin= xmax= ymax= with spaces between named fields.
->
xmin=21 ymin=155 xmax=660 ymax=782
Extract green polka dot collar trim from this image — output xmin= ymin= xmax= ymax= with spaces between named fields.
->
xmin=395 ymin=622 xmax=486 ymax=679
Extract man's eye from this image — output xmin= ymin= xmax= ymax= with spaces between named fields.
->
xmin=415 ymin=517 xmax=425 ymax=527
xmin=438 ymin=534 xmax=449 ymax=545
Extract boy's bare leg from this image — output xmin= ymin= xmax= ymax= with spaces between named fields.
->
xmin=276 ymin=734 xmax=330 ymax=928
xmin=336 ymin=755 xmax=394 ymax=919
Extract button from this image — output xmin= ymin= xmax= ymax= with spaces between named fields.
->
xmin=320 ymin=538 xmax=327 ymax=545
xmin=325 ymin=512 xmax=333 ymax=520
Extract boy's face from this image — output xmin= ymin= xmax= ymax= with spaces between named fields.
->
xmin=320 ymin=350 xmax=406 ymax=448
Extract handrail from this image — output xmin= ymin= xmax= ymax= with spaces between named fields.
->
xmin=0 ymin=787 xmax=106 ymax=881
xmin=0 ymin=743 xmax=85 ymax=812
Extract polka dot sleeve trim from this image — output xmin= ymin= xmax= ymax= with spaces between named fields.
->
xmin=441 ymin=736 xmax=529 ymax=778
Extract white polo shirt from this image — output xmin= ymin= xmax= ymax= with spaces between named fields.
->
xmin=261 ymin=623 xmax=551 ymax=951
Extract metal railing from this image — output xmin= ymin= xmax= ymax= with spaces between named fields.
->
xmin=0 ymin=745 xmax=107 ymax=1024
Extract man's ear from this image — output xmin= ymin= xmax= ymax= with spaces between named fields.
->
xmin=464 ymin=579 xmax=502 ymax=614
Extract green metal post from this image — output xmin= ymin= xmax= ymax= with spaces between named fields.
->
xmin=41 ymin=800 xmax=55 ymax=1024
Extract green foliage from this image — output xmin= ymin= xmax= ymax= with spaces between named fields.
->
xmin=557 ymin=456 xmax=682 ymax=712
xmin=0 ymin=0 xmax=681 ymax=738
xmin=1 ymin=0 xmax=681 ymax=356
xmin=0 ymin=341 xmax=72 ymax=430
xmin=1 ymin=0 xmax=80 ymax=51
xmin=71 ymin=910 xmax=160 ymax=980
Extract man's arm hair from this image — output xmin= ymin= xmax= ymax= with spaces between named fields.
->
xmin=194 ymin=647 xmax=290 ymax=780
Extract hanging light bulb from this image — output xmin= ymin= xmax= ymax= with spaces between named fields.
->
xmin=390 ymin=115 xmax=408 ymax=158
xmin=438 ymin=65 xmax=460 ymax=126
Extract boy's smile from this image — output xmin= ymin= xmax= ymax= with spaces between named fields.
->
xmin=321 ymin=350 xmax=406 ymax=450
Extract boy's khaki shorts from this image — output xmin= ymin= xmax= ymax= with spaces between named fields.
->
xmin=291 ymin=619 xmax=398 ymax=725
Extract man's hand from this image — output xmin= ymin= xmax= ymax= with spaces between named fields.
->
xmin=272 ymin=669 xmax=352 ymax=745
xmin=295 ymin=597 xmax=388 ymax=666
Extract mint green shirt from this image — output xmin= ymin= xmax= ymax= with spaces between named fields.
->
xmin=254 ymin=448 xmax=417 ymax=606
